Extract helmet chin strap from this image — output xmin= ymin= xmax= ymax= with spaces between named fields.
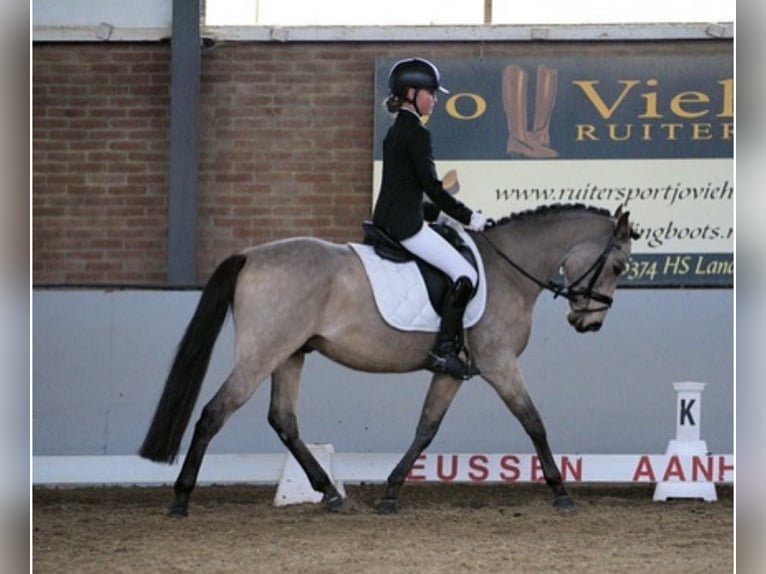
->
xmin=405 ymin=89 xmax=422 ymax=116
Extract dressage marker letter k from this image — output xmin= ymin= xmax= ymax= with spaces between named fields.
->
xmin=679 ymin=398 xmax=696 ymax=426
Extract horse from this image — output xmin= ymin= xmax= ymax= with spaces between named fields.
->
xmin=139 ymin=203 xmax=637 ymax=517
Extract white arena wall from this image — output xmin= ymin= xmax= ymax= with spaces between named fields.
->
xmin=32 ymin=288 xmax=733 ymax=486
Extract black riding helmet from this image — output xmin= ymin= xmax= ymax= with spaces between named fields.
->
xmin=388 ymin=58 xmax=449 ymax=98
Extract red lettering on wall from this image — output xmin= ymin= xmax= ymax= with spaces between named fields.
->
xmin=561 ymin=456 xmax=583 ymax=481
xmin=468 ymin=455 xmax=489 ymax=482
xmin=500 ymin=455 xmax=520 ymax=482
xmin=632 ymin=456 xmax=656 ymax=482
xmin=661 ymin=455 xmax=686 ymax=481
xmin=692 ymin=456 xmax=714 ymax=481
xmin=531 ymin=456 xmax=545 ymax=482
xmin=408 ymin=454 xmax=426 ymax=481
xmin=718 ymin=456 xmax=734 ymax=481
xmin=437 ymin=455 xmax=458 ymax=481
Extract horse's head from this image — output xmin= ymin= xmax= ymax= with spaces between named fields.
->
xmin=561 ymin=207 xmax=637 ymax=333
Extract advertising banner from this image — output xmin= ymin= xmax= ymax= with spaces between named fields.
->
xmin=373 ymin=54 xmax=733 ymax=287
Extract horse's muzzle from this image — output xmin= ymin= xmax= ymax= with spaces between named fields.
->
xmin=567 ymin=311 xmax=603 ymax=333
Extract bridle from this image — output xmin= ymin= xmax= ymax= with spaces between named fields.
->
xmin=478 ymin=231 xmax=621 ymax=312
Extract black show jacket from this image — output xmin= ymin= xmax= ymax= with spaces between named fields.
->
xmin=372 ymin=110 xmax=472 ymax=240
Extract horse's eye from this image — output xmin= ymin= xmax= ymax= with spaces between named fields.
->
xmin=613 ymin=264 xmax=625 ymax=276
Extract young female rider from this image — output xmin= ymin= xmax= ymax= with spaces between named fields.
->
xmin=372 ymin=57 xmax=490 ymax=380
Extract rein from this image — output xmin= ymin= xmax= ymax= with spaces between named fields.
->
xmin=477 ymin=230 xmax=618 ymax=310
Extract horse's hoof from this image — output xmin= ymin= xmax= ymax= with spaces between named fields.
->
xmin=322 ymin=492 xmax=346 ymax=513
xmin=167 ymin=502 xmax=189 ymax=518
xmin=376 ymin=498 xmax=398 ymax=514
xmin=553 ymin=494 xmax=576 ymax=513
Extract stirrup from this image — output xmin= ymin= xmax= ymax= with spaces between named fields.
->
xmin=427 ymin=350 xmax=480 ymax=380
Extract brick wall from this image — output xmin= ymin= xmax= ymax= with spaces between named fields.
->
xmin=34 ymin=44 xmax=170 ymax=284
xmin=33 ymin=40 xmax=728 ymax=285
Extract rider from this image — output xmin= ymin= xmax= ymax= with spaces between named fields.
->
xmin=372 ymin=57 xmax=489 ymax=380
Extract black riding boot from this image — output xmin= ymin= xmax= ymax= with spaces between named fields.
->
xmin=427 ymin=276 xmax=478 ymax=380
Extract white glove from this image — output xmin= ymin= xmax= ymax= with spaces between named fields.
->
xmin=468 ymin=211 xmax=489 ymax=231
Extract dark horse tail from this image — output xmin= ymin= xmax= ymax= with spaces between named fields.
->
xmin=138 ymin=254 xmax=248 ymax=463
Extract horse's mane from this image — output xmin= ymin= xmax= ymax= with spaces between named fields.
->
xmin=492 ymin=203 xmax=612 ymax=227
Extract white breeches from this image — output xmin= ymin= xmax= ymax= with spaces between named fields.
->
xmin=400 ymin=224 xmax=477 ymax=286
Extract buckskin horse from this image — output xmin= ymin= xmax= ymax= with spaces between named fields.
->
xmin=139 ymin=203 xmax=637 ymax=516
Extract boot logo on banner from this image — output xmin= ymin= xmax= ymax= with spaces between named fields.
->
xmin=502 ymin=64 xmax=559 ymax=159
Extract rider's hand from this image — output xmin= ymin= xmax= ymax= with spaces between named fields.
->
xmin=442 ymin=169 xmax=460 ymax=195
xmin=468 ymin=211 xmax=489 ymax=231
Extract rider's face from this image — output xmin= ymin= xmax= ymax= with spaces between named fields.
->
xmin=408 ymin=88 xmax=437 ymax=115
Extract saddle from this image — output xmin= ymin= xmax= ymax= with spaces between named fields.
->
xmin=362 ymin=220 xmax=479 ymax=314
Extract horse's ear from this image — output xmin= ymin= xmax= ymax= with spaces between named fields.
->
xmin=614 ymin=204 xmax=624 ymax=219
xmin=615 ymin=210 xmax=631 ymax=240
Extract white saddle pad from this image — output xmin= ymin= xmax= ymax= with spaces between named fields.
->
xmin=349 ymin=224 xmax=487 ymax=332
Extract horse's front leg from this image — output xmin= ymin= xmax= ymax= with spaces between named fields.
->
xmin=377 ymin=374 xmax=462 ymax=514
xmin=488 ymin=366 xmax=576 ymax=513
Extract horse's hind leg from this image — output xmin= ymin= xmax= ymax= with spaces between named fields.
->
xmin=377 ymin=374 xmax=463 ymax=514
xmin=268 ymin=352 xmax=345 ymax=512
xmin=169 ymin=368 xmax=266 ymax=517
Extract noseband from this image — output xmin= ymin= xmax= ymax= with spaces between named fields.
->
xmin=478 ymin=232 xmax=620 ymax=312
xmin=563 ymin=236 xmax=619 ymax=311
